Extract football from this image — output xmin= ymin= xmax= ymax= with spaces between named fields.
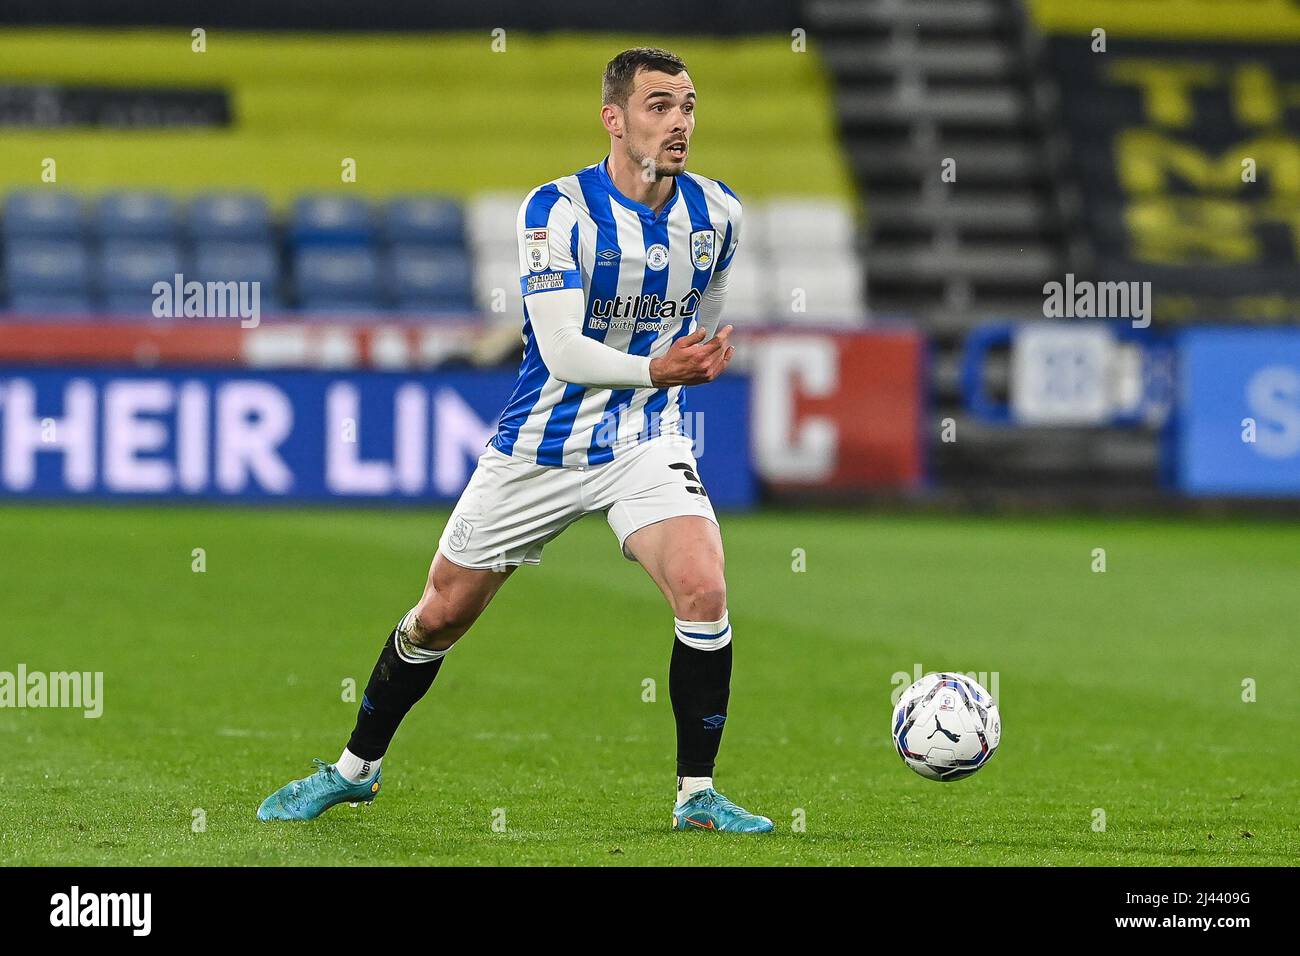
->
xmin=892 ymin=672 xmax=1001 ymax=781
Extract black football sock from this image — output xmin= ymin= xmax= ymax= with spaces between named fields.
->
xmin=669 ymin=615 xmax=734 ymax=778
xmin=345 ymin=622 xmax=445 ymax=761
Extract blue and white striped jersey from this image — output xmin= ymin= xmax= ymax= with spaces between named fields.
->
xmin=489 ymin=157 xmax=742 ymax=469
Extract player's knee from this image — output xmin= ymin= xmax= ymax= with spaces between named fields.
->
xmin=411 ymin=597 xmax=478 ymax=650
xmin=676 ymin=583 xmax=727 ymax=622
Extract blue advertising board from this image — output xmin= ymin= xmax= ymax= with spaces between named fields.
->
xmin=0 ymin=367 xmax=755 ymax=507
xmin=1175 ymin=329 xmax=1300 ymax=497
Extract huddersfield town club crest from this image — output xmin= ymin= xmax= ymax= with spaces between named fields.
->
xmin=447 ymin=516 xmax=473 ymax=552
xmin=690 ymin=229 xmax=716 ymax=270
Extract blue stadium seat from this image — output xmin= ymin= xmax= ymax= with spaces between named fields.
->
xmin=4 ymin=240 xmax=91 ymax=296
xmin=8 ymin=292 xmax=94 ymax=314
xmin=384 ymin=196 xmax=466 ymax=247
xmin=194 ymin=241 xmax=281 ymax=301
xmin=294 ymin=247 xmax=381 ymax=308
xmin=103 ymin=290 xmax=170 ymax=315
xmin=2 ymin=191 xmax=85 ymax=240
xmin=95 ymin=191 xmax=181 ymax=239
xmin=290 ymin=195 xmax=375 ymax=247
xmin=97 ymin=239 xmax=185 ymax=304
xmin=388 ymin=246 xmax=474 ymax=311
xmin=189 ymin=193 xmax=272 ymax=242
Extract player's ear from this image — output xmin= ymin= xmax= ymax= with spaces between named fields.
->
xmin=601 ymin=103 xmax=623 ymax=139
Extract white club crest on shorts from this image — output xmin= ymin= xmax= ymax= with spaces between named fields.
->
xmin=646 ymin=243 xmax=669 ymax=271
xmin=690 ymin=230 xmax=716 ymax=270
xmin=448 ymin=516 xmax=473 ymax=552
xmin=524 ymin=228 xmax=550 ymax=273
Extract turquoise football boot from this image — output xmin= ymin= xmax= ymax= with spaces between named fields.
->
xmin=256 ymin=758 xmax=381 ymax=821
xmin=672 ymin=788 xmax=775 ymax=833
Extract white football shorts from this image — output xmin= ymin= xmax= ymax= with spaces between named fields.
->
xmin=436 ymin=433 xmax=719 ymax=569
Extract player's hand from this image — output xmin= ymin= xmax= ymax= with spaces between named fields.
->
xmin=649 ymin=325 xmax=735 ymax=387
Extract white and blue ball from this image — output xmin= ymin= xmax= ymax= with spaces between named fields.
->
xmin=892 ymin=672 xmax=1000 ymax=781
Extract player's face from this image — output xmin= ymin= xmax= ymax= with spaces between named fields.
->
xmin=623 ymin=69 xmax=695 ymax=177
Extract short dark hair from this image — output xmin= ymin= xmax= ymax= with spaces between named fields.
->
xmin=602 ymin=47 xmax=688 ymax=110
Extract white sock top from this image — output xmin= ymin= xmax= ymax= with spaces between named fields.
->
xmin=336 ymin=748 xmax=381 ymax=784
xmin=676 ymin=775 xmax=713 ymax=806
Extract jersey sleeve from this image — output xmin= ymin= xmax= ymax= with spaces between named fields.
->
xmin=517 ymin=185 xmax=583 ymax=297
xmin=714 ymin=181 xmax=743 ymax=275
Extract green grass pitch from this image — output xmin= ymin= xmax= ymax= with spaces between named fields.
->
xmin=1 ymin=505 xmax=1296 ymax=866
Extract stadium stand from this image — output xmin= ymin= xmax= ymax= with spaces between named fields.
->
xmin=0 ymin=32 xmax=863 ymax=323
xmin=809 ymin=0 xmax=1190 ymax=500
xmin=1 ymin=187 xmax=863 ymax=321
xmin=188 ymin=193 xmax=273 ymax=242
xmin=4 ymin=239 xmax=91 ymax=312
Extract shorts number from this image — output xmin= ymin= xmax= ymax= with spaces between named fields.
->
xmin=669 ymin=462 xmax=708 ymax=497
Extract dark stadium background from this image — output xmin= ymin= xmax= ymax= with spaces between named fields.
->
xmin=0 ymin=0 xmax=1296 ymax=874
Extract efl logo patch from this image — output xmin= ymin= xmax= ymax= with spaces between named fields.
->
xmin=524 ymin=228 xmax=550 ymax=272
xmin=447 ymin=516 xmax=473 ymax=552
xmin=939 ymin=694 xmax=956 ymax=712
xmin=690 ymin=229 xmax=716 ymax=270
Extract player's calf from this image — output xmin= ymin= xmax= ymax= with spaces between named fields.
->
xmin=334 ymin=555 xmax=512 ymax=782
xmin=258 ymin=554 xmax=513 ymax=820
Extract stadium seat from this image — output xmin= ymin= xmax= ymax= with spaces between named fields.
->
xmin=96 ymin=191 xmax=182 ymax=239
xmin=290 ymin=195 xmax=375 ymax=247
xmin=97 ymin=239 xmax=185 ymax=302
xmin=384 ymin=196 xmax=466 ymax=247
xmin=189 ymin=193 xmax=273 ymax=242
xmin=473 ymin=251 xmax=523 ymax=324
xmin=103 ymin=290 xmax=171 ymax=315
xmin=8 ymin=292 xmax=94 ymax=314
xmin=770 ymin=256 xmax=867 ymax=325
xmin=4 ymin=239 xmax=91 ymax=296
xmin=466 ymin=193 xmax=524 ymax=257
xmin=1 ymin=191 xmax=85 ymax=240
xmin=388 ymin=246 xmax=474 ymax=311
xmin=294 ymin=246 xmax=381 ymax=308
xmin=756 ymin=198 xmax=858 ymax=258
xmin=194 ymin=241 xmax=281 ymax=301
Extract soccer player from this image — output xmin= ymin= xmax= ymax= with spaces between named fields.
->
xmin=258 ymin=48 xmax=773 ymax=834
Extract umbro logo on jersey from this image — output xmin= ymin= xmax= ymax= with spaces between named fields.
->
xmin=598 ymin=248 xmax=620 ymax=260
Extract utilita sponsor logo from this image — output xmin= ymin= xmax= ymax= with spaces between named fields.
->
xmin=50 ymin=886 xmax=151 ymax=936
xmin=589 ymin=288 xmax=701 ymax=321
